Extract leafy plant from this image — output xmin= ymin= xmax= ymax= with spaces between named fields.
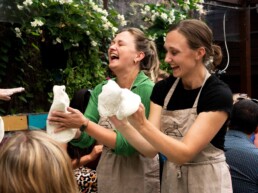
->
xmin=0 ymin=0 xmax=127 ymax=114
xmin=132 ymin=0 xmax=205 ymax=72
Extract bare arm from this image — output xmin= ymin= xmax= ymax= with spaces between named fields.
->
xmin=0 ymin=87 xmax=25 ymax=101
xmin=109 ymin=102 xmax=162 ymax=157
xmin=72 ymin=144 xmax=103 ymax=168
xmin=136 ymin=110 xmax=228 ymax=165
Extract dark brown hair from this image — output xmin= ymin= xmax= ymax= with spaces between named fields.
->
xmin=168 ymin=19 xmax=222 ymax=71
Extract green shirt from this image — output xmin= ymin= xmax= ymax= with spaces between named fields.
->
xmin=70 ymin=71 xmax=154 ymax=156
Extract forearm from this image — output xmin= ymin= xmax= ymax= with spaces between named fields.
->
xmin=71 ymin=154 xmax=93 ymax=169
xmin=84 ymin=120 xmax=117 ymax=149
xmin=138 ymin=120 xmax=190 ymax=165
xmin=116 ymin=122 xmax=157 ymax=157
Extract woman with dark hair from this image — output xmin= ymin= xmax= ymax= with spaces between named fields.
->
xmin=110 ymin=19 xmax=233 ymax=193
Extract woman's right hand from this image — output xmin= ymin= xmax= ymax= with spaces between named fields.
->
xmin=48 ymin=107 xmax=88 ymax=132
xmin=89 ymin=145 xmax=103 ymax=160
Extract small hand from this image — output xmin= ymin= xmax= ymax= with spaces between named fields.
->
xmin=0 ymin=87 xmax=25 ymax=101
xmin=127 ymin=103 xmax=147 ymax=131
xmin=89 ymin=144 xmax=103 ymax=160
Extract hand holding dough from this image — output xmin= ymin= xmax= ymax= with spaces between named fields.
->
xmin=98 ymin=80 xmax=141 ymax=120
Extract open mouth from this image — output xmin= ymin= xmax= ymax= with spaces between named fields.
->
xmin=171 ymin=66 xmax=179 ymax=70
xmin=110 ymin=53 xmax=119 ymax=61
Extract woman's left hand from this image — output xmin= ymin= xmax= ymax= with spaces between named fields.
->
xmin=48 ymin=107 xmax=87 ymax=132
xmin=108 ymin=115 xmax=129 ymax=130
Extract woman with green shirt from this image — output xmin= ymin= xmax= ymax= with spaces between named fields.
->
xmin=48 ymin=28 xmax=160 ymax=193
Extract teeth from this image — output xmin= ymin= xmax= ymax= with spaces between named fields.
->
xmin=110 ymin=53 xmax=118 ymax=57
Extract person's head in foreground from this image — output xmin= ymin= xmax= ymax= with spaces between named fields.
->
xmin=0 ymin=130 xmax=78 ymax=193
xmin=229 ymin=99 xmax=258 ymax=135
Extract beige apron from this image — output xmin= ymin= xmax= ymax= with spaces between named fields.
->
xmin=160 ymin=73 xmax=232 ymax=193
xmin=96 ymin=117 xmax=160 ymax=193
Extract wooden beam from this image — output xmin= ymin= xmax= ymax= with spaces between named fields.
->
xmin=103 ymin=0 xmax=108 ymax=10
xmin=239 ymin=3 xmax=252 ymax=96
xmin=214 ymin=0 xmax=246 ymax=5
xmin=214 ymin=0 xmax=258 ymax=5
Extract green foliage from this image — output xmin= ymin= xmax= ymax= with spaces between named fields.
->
xmin=0 ymin=0 xmax=127 ymax=114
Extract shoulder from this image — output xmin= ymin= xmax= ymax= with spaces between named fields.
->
xmin=153 ymin=75 xmax=176 ymax=93
xmin=198 ymin=75 xmax=233 ymax=113
xmin=151 ymin=75 xmax=176 ymax=106
xmin=225 ymin=131 xmax=258 ymax=156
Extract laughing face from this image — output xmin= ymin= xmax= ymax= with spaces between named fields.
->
xmin=108 ymin=31 xmax=139 ymax=74
xmin=164 ymin=30 xmax=200 ymax=78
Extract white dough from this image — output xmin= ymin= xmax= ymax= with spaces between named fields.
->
xmin=46 ymin=85 xmax=77 ymax=143
xmin=98 ymin=80 xmax=141 ymax=120
xmin=116 ymin=88 xmax=141 ymax=120
xmin=98 ymin=80 xmax=122 ymax=117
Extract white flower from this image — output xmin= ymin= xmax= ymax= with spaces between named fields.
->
xmin=72 ymin=43 xmax=79 ymax=47
xmin=144 ymin=5 xmax=150 ymax=12
xmin=184 ymin=0 xmax=190 ymax=4
xmin=31 ymin=19 xmax=44 ymax=27
xmin=56 ymin=37 xmax=62 ymax=44
xmin=91 ymin=40 xmax=97 ymax=47
xmin=141 ymin=9 xmax=147 ymax=15
xmin=121 ymin=20 xmax=127 ymax=26
xmin=23 ymin=0 xmax=33 ymax=6
xmin=92 ymin=4 xmax=99 ymax=11
xmin=102 ymin=9 xmax=108 ymax=17
xmin=101 ymin=16 xmax=108 ymax=23
xmin=196 ymin=4 xmax=205 ymax=14
xmin=117 ymin=14 xmax=125 ymax=21
xmin=118 ymin=14 xmax=127 ymax=26
xmin=139 ymin=25 xmax=147 ymax=30
xmin=112 ymin=27 xmax=118 ymax=34
xmin=183 ymin=4 xmax=190 ymax=11
xmin=151 ymin=14 xmax=156 ymax=22
xmin=103 ymin=23 xmax=110 ymax=30
xmin=41 ymin=3 xmax=47 ymax=7
xmin=86 ymin=31 xmax=90 ymax=35
xmin=15 ymin=27 xmax=22 ymax=38
xmin=160 ymin=13 xmax=168 ymax=20
xmin=169 ymin=9 xmax=175 ymax=17
xmin=58 ymin=0 xmax=73 ymax=4
xmin=17 ymin=5 xmax=24 ymax=10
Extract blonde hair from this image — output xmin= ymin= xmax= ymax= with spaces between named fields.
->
xmin=0 ymin=130 xmax=78 ymax=193
xmin=117 ymin=28 xmax=160 ymax=82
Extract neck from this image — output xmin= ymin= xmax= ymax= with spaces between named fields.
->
xmin=116 ymin=70 xmax=139 ymax=89
xmin=182 ymin=67 xmax=208 ymax=90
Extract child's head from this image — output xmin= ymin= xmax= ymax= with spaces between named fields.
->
xmin=0 ymin=130 xmax=78 ymax=193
